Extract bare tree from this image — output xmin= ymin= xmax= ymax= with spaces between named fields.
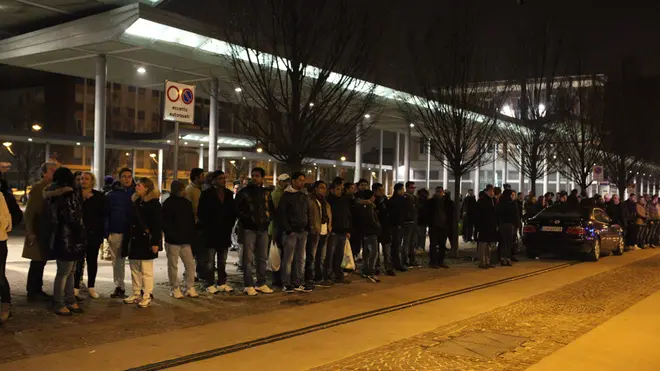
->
xmin=556 ymin=75 xmax=606 ymax=195
xmin=400 ymin=2 xmax=509 ymax=257
xmin=6 ymin=142 xmax=43 ymax=199
xmin=500 ymin=21 xmax=568 ymax=196
xmin=216 ymin=0 xmax=379 ymax=171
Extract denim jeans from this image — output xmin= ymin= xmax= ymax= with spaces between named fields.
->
xmin=417 ymin=225 xmax=427 ymax=251
xmin=53 ymin=260 xmax=76 ymax=310
xmin=202 ymin=247 xmax=229 ymax=286
xmin=390 ymin=227 xmax=405 ymax=270
xmin=305 ymin=233 xmax=328 ymax=284
xmin=314 ymin=234 xmax=328 ymax=282
xmin=401 ymin=223 xmax=417 ymax=266
xmin=325 ymin=233 xmax=346 ymax=281
xmin=379 ymin=242 xmax=393 ymax=271
xmin=0 ymin=241 xmax=10 ymax=303
xmin=242 ymin=229 xmax=269 ymax=287
xmin=362 ymin=235 xmax=379 ymax=276
xmin=282 ymin=232 xmax=308 ymax=287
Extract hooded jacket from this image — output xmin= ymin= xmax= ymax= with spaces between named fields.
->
xmin=43 ymin=185 xmax=86 ymax=261
xmin=161 ymin=193 xmax=196 ymax=245
xmin=327 ymin=193 xmax=352 ymax=234
xmin=128 ymin=189 xmax=162 ymax=260
xmin=278 ymin=186 xmax=309 ymax=234
xmin=236 ymin=183 xmax=273 ymax=231
xmin=106 ymin=182 xmax=135 ymax=235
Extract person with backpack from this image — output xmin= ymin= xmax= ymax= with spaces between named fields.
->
xmin=162 ymin=180 xmax=198 ymax=299
xmin=22 ymin=162 xmax=58 ymax=301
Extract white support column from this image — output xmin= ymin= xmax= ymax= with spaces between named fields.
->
xmin=354 ymin=123 xmax=362 ymax=183
xmin=519 ymin=165 xmax=524 ymax=194
xmin=395 ymin=132 xmax=400 ymax=183
xmin=474 ymin=165 xmax=480 ymax=192
xmin=209 ymin=78 xmax=218 ymax=171
xmin=378 ymin=129 xmax=384 ymax=182
xmin=404 ymin=127 xmax=410 ymax=183
xmin=502 ymin=144 xmax=508 ymax=185
xmin=45 ymin=142 xmax=51 ymax=163
xmin=272 ymin=162 xmax=277 ymax=185
xmin=543 ymin=159 xmax=548 ymax=195
xmin=221 ymin=158 xmax=226 ymax=173
xmin=132 ymin=149 xmax=137 ymax=175
xmin=556 ymin=171 xmax=561 ymax=192
xmin=92 ymin=54 xmax=107 ymax=189
xmin=492 ymin=143 xmax=498 ymax=186
xmin=316 ymin=166 xmax=321 ymax=181
xmin=157 ymin=148 xmax=164 ymax=191
xmin=385 ymin=170 xmax=389 ymax=195
xmin=198 ymin=145 xmax=204 ymax=169
xmin=426 ymin=139 xmax=431 ymax=189
xmin=442 ymin=162 xmax=448 ymax=189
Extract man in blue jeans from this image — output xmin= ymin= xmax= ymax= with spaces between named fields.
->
xmin=278 ymin=172 xmax=310 ymax=293
xmin=236 ymin=167 xmax=274 ymax=296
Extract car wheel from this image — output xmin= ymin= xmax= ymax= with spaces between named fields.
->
xmin=613 ymin=236 xmax=624 ymax=256
xmin=585 ymin=239 xmax=600 ymax=262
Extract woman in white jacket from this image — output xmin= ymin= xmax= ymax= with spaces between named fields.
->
xmin=0 ymin=193 xmax=12 ymax=324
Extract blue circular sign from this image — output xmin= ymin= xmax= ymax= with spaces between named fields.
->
xmin=181 ymin=88 xmax=194 ymax=105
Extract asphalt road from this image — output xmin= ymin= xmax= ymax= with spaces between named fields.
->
xmin=2 ymin=235 xmax=660 ymax=371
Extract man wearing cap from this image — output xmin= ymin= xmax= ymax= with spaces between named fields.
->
xmin=269 ymin=173 xmax=290 ymax=287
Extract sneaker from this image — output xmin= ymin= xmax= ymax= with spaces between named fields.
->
xmin=294 ymin=285 xmax=312 ymax=293
xmin=255 ymin=285 xmax=274 ymax=294
xmin=244 ymin=287 xmax=258 ymax=296
xmin=216 ymin=284 xmax=234 ymax=293
xmin=123 ymin=293 xmax=141 ymax=304
xmin=206 ymin=285 xmax=219 ymax=294
xmin=366 ymin=275 xmax=380 ymax=283
xmin=171 ymin=288 xmax=184 ymax=299
xmin=408 ymin=262 xmax=422 ymax=268
xmin=317 ymin=280 xmax=334 ymax=287
xmin=66 ymin=304 xmax=84 ymax=314
xmin=282 ymin=285 xmax=295 ymax=293
xmin=186 ymin=287 xmax=199 ymax=298
xmin=138 ymin=295 xmax=152 ymax=308
xmin=88 ymin=288 xmax=100 ymax=299
xmin=334 ymin=277 xmax=351 ymax=284
xmin=110 ymin=287 xmax=126 ymax=299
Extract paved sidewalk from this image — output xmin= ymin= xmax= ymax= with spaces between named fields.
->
xmin=528 ymin=286 xmax=660 ymax=371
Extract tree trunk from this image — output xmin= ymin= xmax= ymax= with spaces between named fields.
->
xmin=529 ymin=175 xmax=537 ymax=196
xmin=450 ymin=175 xmax=462 ymax=258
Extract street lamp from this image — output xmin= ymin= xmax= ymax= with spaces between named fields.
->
xmin=256 ymin=148 xmax=263 ymax=153
xmin=3 ymin=142 xmax=13 ymax=156
xmin=340 ymin=156 xmax=346 ymax=161
xmin=32 ymin=124 xmax=42 ymax=131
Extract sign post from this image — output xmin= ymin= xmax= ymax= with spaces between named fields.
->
xmin=164 ymin=80 xmax=196 ymax=180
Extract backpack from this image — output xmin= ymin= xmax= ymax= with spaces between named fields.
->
xmin=3 ymin=190 xmax=23 ymax=227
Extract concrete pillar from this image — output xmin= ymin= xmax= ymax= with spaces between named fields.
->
xmin=248 ymin=160 xmax=253 ymax=174
xmin=503 ymin=144 xmax=508 ymax=185
xmin=474 ymin=165 xmax=480 ymax=192
xmin=221 ymin=158 xmax=226 ymax=173
xmin=157 ymin=148 xmax=164 ymax=191
xmin=556 ymin=171 xmax=561 ymax=192
xmin=404 ymin=127 xmax=410 ymax=183
xmin=272 ymin=162 xmax=277 ymax=185
xmin=209 ymin=78 xmax=218 ymax=172
xmin=354 ymin=123 xmax=362 ymax=183
xmin=378 ymin=129 xmax=384 ymax=182
xmin=442 ymin=162 xmax=448 ymax=189
xmin=543 ymin=159 xmax=548 ymax=195
xmin=132 ymin=149 xmax=137 ymax=175
xmin=92 ymin=54 xmax=107 ymax=189
xmin=198 ymin=145 xmax=204 ymax=169
xmin=45 ymin=142 xmax=51 ymax=162
xmin=395 ymin=133 xmax=400 ymax=183
xmin=518 ymin=164 xmax=524 ymax=194
xmin=385 ymin=170 xmax=389 ymax=195
xmin=493 ymin=143 xmax=498 ymax=187
xmin=316 ymin=166 xmax=321 ymax=181
xmin=426 ymin=139 xmax=431 ymax=189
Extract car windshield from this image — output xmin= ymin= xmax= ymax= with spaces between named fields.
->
xmin=534 ymin=204 xmax=590 ymax=220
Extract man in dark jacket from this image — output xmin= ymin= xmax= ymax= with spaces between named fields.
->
xmin=353 ymin=190 xmax=381 ymax=282
xmin=461 ymin=189 xmax=477 ymax=243
xmin=105 ymin=168 xmax=135 ymax=299
xmin=278 ymin=172 xmax=310 ymax=293
xmin=326 ymin=182 xmax=351 ymax=284
xmin=306 ymin=181 xmax=330 ymax=290
xmin=427 ymin=186 xmax=451 ymax=268
xmin=476 ymin=186 xmax=497 ymax=269
xmin=567 ymin=189 xmax=579 ymax=206
xmin=402 ymin=181 xmax=419 ymax=267
xmin=387 ymin=183 xmax=408 ymax=272
xmin=496 ymin=189 xmax=519 ymax=266
xmin=236 ymin=167 xmax=274 ymax=296
xmin=350 ymin=178 xmax=370 ymax=259
xmin=162 ymin=180 xmax=198 ymax=299
xmin=198 ymin=170 xmax=237 ymax=294
xmin=373 ymin=183 xmax=395 ymax=276
xmin=624 ymin=193 xmax=638 ymax=249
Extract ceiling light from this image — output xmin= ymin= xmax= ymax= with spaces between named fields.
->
xmin=149 ymin=153 xmax=156 ymax=158
xmin=32 ymin=124 xmax=42 ymax=131
xmin=364 ymin=114 xmax=370 ymax=119
xmin=410 ymin=123 xmax=415 ymax=128
xmin=309 ymin=103 xmax=314 ymax=107
xmin=76 ymin=142 xmax=81 ymax=146
xmin=313 ymin=163 xmax=317 ymax=166
xmin=200 ymin=143 xmax=204 ymax=147
xmin=125 ymin=152 xmax=130 ymax=156
xmin=166 ymin=140 xmax=171 ymax=143
xmin=257 ymin=148 xmax=263 ymax=153
xmin=268 ymin=159 xmax=271 ymax=162
xmin=230 ymin=160 xmax=236 ymax=164
xmin=340 ymin=156 xmax=346 ymax=161
xmin=234 ymin=87 xmax=242 ymax=93
xmin=333 ymin=164 xmax=336 ymax=167
xmin=184 ymin=142 xmax=188 ymax=145
xmin=137 ymin=67 xmax=146 ymax=74
xmin=242 ymin=156 xmax=246 ymax=160
xmin=28 ymin=138 xmax=33 ymax=142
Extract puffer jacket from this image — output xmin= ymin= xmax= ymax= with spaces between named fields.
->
xmin=278 ymin=186 xmax=309 ymax=234
xmin=106 ymin=182 xmax=135 ymax=235
xmin=236 ymin=183 xmax=272 ymax=231
xmin=128 ymin=190 xmax=162 ymax=260
xmin=327 ymin=194 xmax=352 ymax=234
xmin=308 ymin=193 xmax=332 ymax=235
xmin=43 ymin=185 xmax=86 ymax=261
xmin=636 ymin=202 xmax=648 ymax=225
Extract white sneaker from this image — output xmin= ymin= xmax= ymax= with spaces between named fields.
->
xmin=206 ymin=285 xmax=219 ymax=294
xmin=138 ymin=295 xmax=152 ymax=308
xmin=255 ymin=285 xmax=274 ymax=294
xmin=217 ymin=284 xmax=234 ymax=293
xmin=186 ymin=287 xmax=199 ymax=298
xmin=124 ymin=293 xmax=141 ymax=304
xmin=243 ymin=287 xmax=258 ymax=296
xmin=88 ymin=288 xmax=100 ymax=299
xmin=172 ymin=288 xmax=184 ymax=299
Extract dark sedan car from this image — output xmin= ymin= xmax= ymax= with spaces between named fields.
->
xmin=522 ymin=204 xmax=624 ymax=261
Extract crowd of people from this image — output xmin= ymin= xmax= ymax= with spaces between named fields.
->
xmin=0 ymin=161 xmax=653 ymax=324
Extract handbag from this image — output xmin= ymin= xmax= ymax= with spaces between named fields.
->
xmin=341 ymin=239 xmax=355 ymax=271
xmin=267 ymin=241 xmax=281 ymax=272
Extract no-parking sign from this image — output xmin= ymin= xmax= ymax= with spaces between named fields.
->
xmin=592 ymin=165 xmax=604 ymax=182
xmin=163 ymin=80 xmax=195 ymax=124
